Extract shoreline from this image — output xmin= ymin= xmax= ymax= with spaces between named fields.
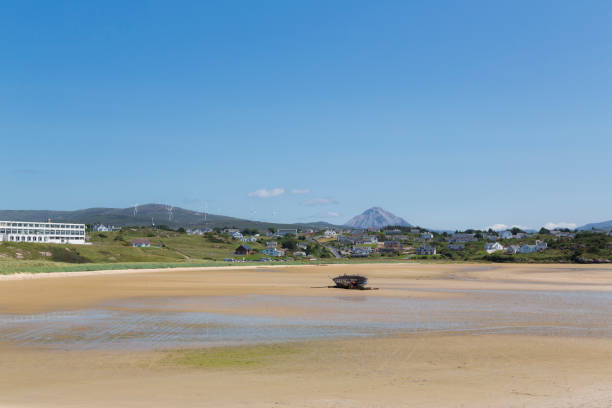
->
xmin=0 ymin=261 xmax=428 ymax=281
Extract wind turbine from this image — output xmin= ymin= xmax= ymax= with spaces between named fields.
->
xmin=133 ymin=204 xmax=138 ymax=217
xmin=166 ymin=204 xmax=174 ymax=222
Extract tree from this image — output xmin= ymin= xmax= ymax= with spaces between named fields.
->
xmin=281 ymin=236 xmax=297 ymax=250
xmin=176 ymin=227 xmax=186 ymax=233
xmin=539 ymin=227 xmax=550 ymax=234
xmin=511 ymin=227 xmax=524 ymax=235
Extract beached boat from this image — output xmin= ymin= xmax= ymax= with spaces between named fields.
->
xmin=332 ymin=274 xmax=368 ymax=289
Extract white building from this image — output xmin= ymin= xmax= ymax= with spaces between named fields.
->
xmin=499 ymin=231 xmax=513 ymax=239
xmin=421 ymin=232 xmax=434 ymax=240
xmin=484 ymin=242 xmax=504 ymax=253
xmin=261 ymin=248 xmax=285 ymax=257
xmin=323 ymin=230 xmax=337 ymax=238
xmin=0 ymin=220 xmax=86 ymax=244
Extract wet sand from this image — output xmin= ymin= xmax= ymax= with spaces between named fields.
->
xmin=2 ymin=263 xmax=612 ymax=407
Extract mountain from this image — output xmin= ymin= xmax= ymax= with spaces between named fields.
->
xmin=578 ymin=220 xmax=612 ymax=231
xmin=0 ymin=204 xmax=338 ymax=231
xmin=344 ymin=207 xmax=412 ymax=229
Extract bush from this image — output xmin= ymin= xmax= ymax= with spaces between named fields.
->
xmin=50 ymin=247 xmax=91 ymax=263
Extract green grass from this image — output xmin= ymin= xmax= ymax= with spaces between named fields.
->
xmin=163 ymin=343 xmax=298 ymax=369
xmin=1 ymin=229 xmax=610 ymax=275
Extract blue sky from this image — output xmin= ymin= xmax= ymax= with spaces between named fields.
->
xmin=1 ymin=1 xmax=611 ymax=230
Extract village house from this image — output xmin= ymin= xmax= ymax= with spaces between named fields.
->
xmin=338 ymin=235 xmax=356 ymax=244
xmin=240 ymin=236 xmax=258 ymax=243
xmin=384 ymin=229 xmax=402 ymax=235
xmin=132 ymin=238 xmax=151 ymax=248
xmin=448 ymin=243 xmax=465 ymax=251
xmin=355 ymin=235 xmax=378 ymax=245
xmin=416 ymin=245 xmax=436 ymax=255
xmin=186 ymin=228 xmax=213 ymax=235
xmin=323 ymin=230 xmax=338 ymax=238
xmin=230 ymin=231 xmax=243 ymax=240
xmin=421 ymin=232 xmax=434 ymax=240
xmin=518 ymin=241 xmax=548 ymax=254
xmin=499 ymin=230 xmax=514 ymax=239
xmin=351 ymin=246 xmax=372 ymax=257
xmin=296 ymin=243 xmax=308 ymax=250
xmin=266 ymin=241 xmax=277 ymax=248
xmin=234 ymin=245 xmax=255 ymax=255
xmin=223 ymin=228 xmax=240 ymax=234
xmin=483 ymin=233 xmax=498 ymax=241
xmin=293 ymin=251 xmax=307 ymax=257
xmin=277 ymin=229 xmax=297 ymax=237
xmin=93 ymin=224 xmax=115 ymax=232
xmin=506 ymin=245 xmax=520 ymax=254
xmin=484 ymin=242 xmax=504 ymax=253
xmin=385 ymin=234 xmax=410 ymax=241
xmin=384 ymin=240 xmax=402 ymax=250
xmin=551 ymin=230 xmax=576 ymax=239
xmin=261 ymin=247 xmax=285 ymax=257
xmin=448 ymin=233 xmax=477 ymax=243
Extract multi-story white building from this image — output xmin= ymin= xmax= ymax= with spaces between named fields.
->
xmin=0 ymin=221 xmax=86 ymax=244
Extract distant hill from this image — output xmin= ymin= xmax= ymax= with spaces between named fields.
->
xmin=578 ymin=220 xmax=612 ymax=232
xmin=344 ymin=207 xmax=412 ymax=229
xmin=0 ymin=204 xmax=337 ymax=231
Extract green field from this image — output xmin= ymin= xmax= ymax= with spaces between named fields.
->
xmin=1 ymin=227 xmax=610 ymax=275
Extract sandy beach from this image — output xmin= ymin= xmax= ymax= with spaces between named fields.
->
xmin=2 ymin=263 xmax=612 ymax=407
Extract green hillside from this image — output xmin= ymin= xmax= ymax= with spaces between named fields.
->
xmin=0 ymin=204 xmax=338 ymax=230
xmin=0 ymin=227 xmax=335 ymax=274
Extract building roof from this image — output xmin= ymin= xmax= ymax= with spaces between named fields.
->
xmin=132 ymin=238 xmax=150 ymax=244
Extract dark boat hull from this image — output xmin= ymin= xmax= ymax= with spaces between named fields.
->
xmin=332 ymin=274 xmax=368 ymax=289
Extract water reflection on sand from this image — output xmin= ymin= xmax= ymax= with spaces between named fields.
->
xmin=2 ymin=287 xmax=612 ymax=350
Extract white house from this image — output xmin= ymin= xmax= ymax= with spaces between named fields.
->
xmin=506 ymin=245 xmax=520 ymax=254
xmin=499 ymin=231 xmax=513 ymax=239
xmin=187 ymin=228 xmax=212 ymax=235
xmin=230 ymin=231 xmax=243 ymax=239
xmin=261 ymin=248 xmax=285 ymax=257
xmin=323 ymin=230 xmax=337 ymax=238
xmin=421 ymin=232 xmax=434 ymax=240
xmin=241 ymin=236 xmax=258 ymax=243
xmin=132 ymin=238 xmax=151 ymax=248
xmin=484 ymin=242 xmax=504 ymax=254
xmin=293 ymin=251 xmax=307 ymax=257
xmin=0 ymin=220 xmax=86 ymax=245
xmin=94 ymin=224 xmax=114 ymax=232
xmin=351 ymin=246 xmax=372 ymax=257
xmin=535 ymin=240 xmax=548 ymax=251
xmin=448 ymin=243 xmax=465 ymax=251
xmin=266 ymin=241 xmax=277 ymax=248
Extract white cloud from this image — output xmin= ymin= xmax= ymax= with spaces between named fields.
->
xmin=291 ymin=188 xmax=311 ymax=195
xmin=248 ymin=188 xmax=285 ymax=198
xmin=544 ymin=222 xmax=577 ymax=230
xmin=301 ymin=198 xmax=338 ymax=206
xmin=487 ymin=224 xmax=528 ymax=231
xmin=326 ymin=211 xmax=340 ymax=217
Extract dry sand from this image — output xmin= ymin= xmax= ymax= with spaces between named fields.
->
xmin=2 ymin=263 xmax=612 ymax=407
